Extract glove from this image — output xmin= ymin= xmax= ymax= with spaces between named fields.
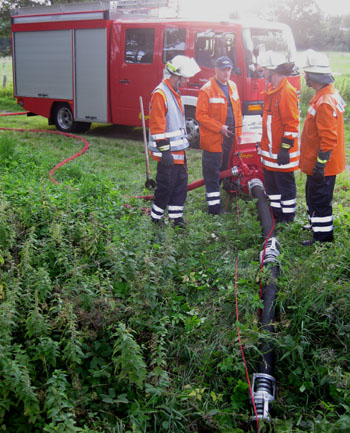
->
xmin=160 ymin=150 xmax=174 ymax=167
xmin=277 ymin=138 xmax=293 ymax=165
xmin=277 ymin=147 xmax=290 ymax=165
xmin=312 ymin=151 xmax=331 ymax=183
xmin=156 ymin=139 xmax=170 ymax=152
xmin=156 ymin=139 xmax=174 ymax=167
xmin=312 ymin=161 xmax=325 ymax=183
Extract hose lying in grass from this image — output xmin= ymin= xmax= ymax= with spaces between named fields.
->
xmin=0 ymin=111 xmax=89 ymax=185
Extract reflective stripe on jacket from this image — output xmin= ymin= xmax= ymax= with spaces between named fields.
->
xmin=300 ymin=84 xmax=346 ymax=176
xmin=148 ymin=79 xmax=188 ymax=164
xmin=260 ymin=77 xmax=300 ymax=172
xmin=195 ymin=77 xmax=242 ymax=153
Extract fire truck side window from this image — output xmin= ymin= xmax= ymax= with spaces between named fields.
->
xmin=125 ymin=28 xmax=155 ymax=64
xmin=162 ymin=28 xmax=186 ymax=63
xmin=195 ymin=32 xmax=236 ymax=70
xmin=242 ymin=28 xmax=296 ymax=77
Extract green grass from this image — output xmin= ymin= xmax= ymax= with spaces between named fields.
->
xmin=0 ymin=56 xmax=350 ymax=433
xmin=326 ymin=51 xmax=350 ymax=76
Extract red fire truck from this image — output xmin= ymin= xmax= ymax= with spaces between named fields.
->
xmin=10 ymin=0 xmax=299 ymax=146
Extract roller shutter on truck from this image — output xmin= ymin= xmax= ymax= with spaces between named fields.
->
xmin=74 ymin=28 xmax=108 ymax=123
xmin=13 ymin=27 xmax=108 ymax=123
xmin=13 ymin=30 xmax=73 ymax=99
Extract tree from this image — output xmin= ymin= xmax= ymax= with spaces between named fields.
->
xmin=270 ymin=0 xmax=325 ymax=49
xmin=324 ymin=15 xmax=350 ymax=51
xmin=1 ymin=1 xmax=42 ymax=54
xmin=0 ymin=0 xmax=92 ymax=56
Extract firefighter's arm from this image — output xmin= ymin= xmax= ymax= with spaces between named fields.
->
xmin=279 ymin=87 xmax=299 ymax=149
xmin=312 ymin=103 xmax=337 ymax=182
xmin=149 ymin=90 xmax=174 ymax=167
xmin=195 ymin=90 xmax=223 ymax=133
xmin=149 ymin=90 xmax=167 ymax=137
xmin=316 ymin=103 xmax=338 ymax=154
xmin=149 ymin=90 xmax=172 ymax=152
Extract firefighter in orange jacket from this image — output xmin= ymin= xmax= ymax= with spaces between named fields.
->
xmin=196 ymin=56 xmax=242 ymax=214
xmin=148 ymin=55 xmax=200 ymax=227
xmin=258 ymin=51 xmax=300 ymax=223
xmin=299 ymin=50 xmax=346 ymax=245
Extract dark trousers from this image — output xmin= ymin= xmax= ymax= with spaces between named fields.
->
xmin=263 ymin=169 xmax=297 ymax=222
xmin=221 ymin=137 xmax=233 ymax=171
xmin=202 ymin=151 xmax=222 ymax=214
xmin=305 ymin=175 xmax=335 ymax=242
xmin=151 ymin=162 xmax=188 ymax=221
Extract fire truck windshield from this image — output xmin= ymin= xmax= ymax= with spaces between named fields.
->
xmin=195 ymin=31 xmax=237 ymax=70
xmin=242 ymin=26 xmax=297 ymax=77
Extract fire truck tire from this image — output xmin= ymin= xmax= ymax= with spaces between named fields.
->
xmin=53 ymin=103 xmax=91 ymax=133
xmin=185 ymin=106 xmax=200 ymax=149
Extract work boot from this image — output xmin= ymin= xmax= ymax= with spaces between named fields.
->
xmin=302 ymin=223 xmax=312 ymax=231
xmin=301 ymin=239 xmax=315 ymax=246
xmin=151 ymin=217 xmax=166 ymax=227
xmin=172 ymin=218 xmax=186 ymax=228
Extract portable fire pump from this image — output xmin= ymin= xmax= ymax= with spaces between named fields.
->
xmin=222 ymin=131 xmax=264 ymax=195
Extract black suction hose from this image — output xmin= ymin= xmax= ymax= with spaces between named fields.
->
xmin=249 ymin=178 xmax=276 ymax=239
xmin=248 ymin=178 xmax=279 ymax=422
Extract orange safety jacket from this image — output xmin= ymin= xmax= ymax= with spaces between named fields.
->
xmin=300 ymin=84 xmax=346 ymax=176
xmin=195 ymin=77 xmax=242 ymax=153
xmin=149 ymin=78 xmax=187 ymax=165
xmin=260 ymin=77 xmax=299 ymax=172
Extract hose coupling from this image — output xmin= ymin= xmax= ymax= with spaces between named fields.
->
xmin=260 ymin=236 xmax=280 ymax=265
xmin=248 ymin=178 xmax=264 ymax=196
xmin=251 ymin=373 xmax=276 ymax=420
xmin=231 ymin=166 xmax=240 ymax=177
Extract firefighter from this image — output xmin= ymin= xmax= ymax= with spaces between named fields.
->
xmin=148 ymin=55 xmax=200 ymax=227
xmin=299 ymin=50 xmax=346 ymax=245
xmin=258 ymin=51 xmax=300 ymax=223
xmin=195 ymin=56 xmax=242 ymax=215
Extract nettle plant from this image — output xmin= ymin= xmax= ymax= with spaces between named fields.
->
xmin=0 ymin=84 xmax=350 ymax=431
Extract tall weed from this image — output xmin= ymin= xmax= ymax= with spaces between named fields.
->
xmin=0 ymin=60 xmax=349 ymax=432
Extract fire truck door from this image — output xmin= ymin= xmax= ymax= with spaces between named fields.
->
xmin=13 ymin=30 xmax=72 ymax=99
xmin=115 ymin=26 xmax=159 ymax=125
xmin=74 ymin=28 xmax=108 ymax=123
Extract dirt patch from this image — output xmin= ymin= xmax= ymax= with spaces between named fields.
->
xmin=86 ymin=124 xmax=143 ymax=141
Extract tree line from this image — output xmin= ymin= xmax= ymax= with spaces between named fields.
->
xmin=269 ymin=0 xmax=350 ymax=51
xmin=1 ymin=0 xmax=350 ymax=55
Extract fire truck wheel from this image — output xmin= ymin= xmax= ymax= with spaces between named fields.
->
xmin=185 ymin=106 xmax=200 ymax=149
xmin=53 ymin=103 xmax=91 ymax=133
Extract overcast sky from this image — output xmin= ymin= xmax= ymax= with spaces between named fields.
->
xmin=314 ymin=0 xmax=350 ymax=15
xmin=2 ymin=0 xmax=349 ymax=18
xmin=178 ymin=0 xmax=350 ymax=18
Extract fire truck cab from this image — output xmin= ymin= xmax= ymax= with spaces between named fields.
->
xmin=11 ymin=0 xmax=299 ymax=145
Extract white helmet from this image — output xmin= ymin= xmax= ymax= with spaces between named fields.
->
xmin=165 ymin=55 xmax=201 ymax=78
xmin=300 ymin=49 xmax=331 ymax=74
xmin=257 ymin=51 xmax=288 ymax=70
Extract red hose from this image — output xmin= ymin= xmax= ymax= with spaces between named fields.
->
xmin=1 ymin=112 xmax=234 ymax=196
xmin=0 ymin=111 xmax=28 ymax=116
xmin=0 ymin=112 xmax=88 ymax=185
xmin=135 ymin=168 xmax=233 ymax=200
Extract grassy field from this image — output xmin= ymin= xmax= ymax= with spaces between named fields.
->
xmin=327 ymin=52 xmax=350 ymax=76
xmin=0 ymin=54 xmax=350 ymax=432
